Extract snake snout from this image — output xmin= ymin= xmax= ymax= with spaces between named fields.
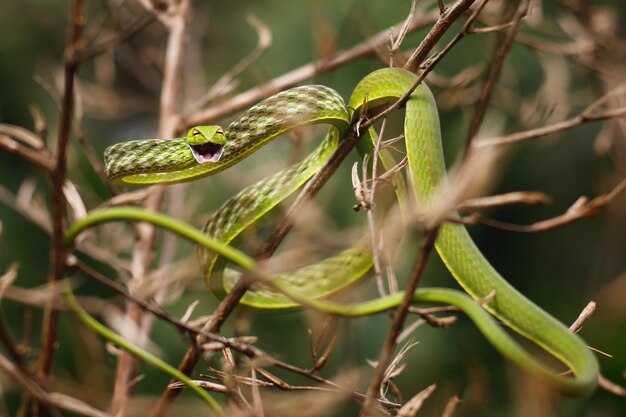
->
xmin=190 ymin=142 xmax=224 ymax=164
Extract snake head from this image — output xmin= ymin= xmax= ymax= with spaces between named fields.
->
xmin=186 ymin=126 xmax=227 ymax=164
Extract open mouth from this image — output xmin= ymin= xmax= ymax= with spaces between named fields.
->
xmin=189 ymin=142 xmax=224 ymax=164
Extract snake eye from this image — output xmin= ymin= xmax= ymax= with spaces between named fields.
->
xmin=189 ymin=141 xmax=224 ymax=164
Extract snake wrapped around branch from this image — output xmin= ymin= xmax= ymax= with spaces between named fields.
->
xmin=103 ymin=68 xmax=599 ymax=397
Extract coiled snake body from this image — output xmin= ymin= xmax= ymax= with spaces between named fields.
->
xmin=105 ymin=68 xmax=598 ymax=396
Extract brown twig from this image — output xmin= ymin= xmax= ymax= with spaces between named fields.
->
xmin=360 ymin=227 xmax=440 ymax=416
xmin=564 ymin=301 xmax=626 ymax=397
xmin=569 ymin=301 xmax=596 ymax=333
xmin=182 ymin=10 xmax=440 ymax=127
xmin=355 ymin=118 xmax=390 ymax=296
xmin=361 ymin=0 xmax=486 ymax=134
xmin=598 ymin=375 xmax=626 ymax=397
xmin=0 ymin=352 xmax=112 ymax=417
xmin=457 ymin=191 xmax=550 ymax=210
xmin=441 ymin=395 xmax=461 ymax=417
xmin=464 ymin=0 xmax=530 ymax=154
xmin=473 ymin=106 xmax=626 ymax=148
xmin=78 ymin=11 xmax=156 ymax=61
xmin=403 ymin=0 xmax=477 ymax=73
xmin=388 ymin=0 xmax=417 ymax=68
xmin=114 ymin=1 xmax=192 ymax=416
xmin=37 ymin=2 xmax=84 ymax=415
xmin=0 ymin=134 xmax=54 ymax=172
xmin=75 ymin=123 xmax=117 ymax=195
xmin=418 ymin=0 xmax=490 ymax=71
xmin=194 ymin=367 xmax=400 ymax=408
xmin=396 ymin=383 xmax=436 ymax=417
xmin=0 ymin=123 xmax=45 ymax=149
xmin=469 ymin=178 xmax=626 ymax=233
xmin=187 ymin=14 xmax=272 ymax=112
xmin=0 ymin=264 xmax=27 ymax=370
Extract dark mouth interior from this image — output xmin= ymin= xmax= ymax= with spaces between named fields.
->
xmin=190 ymin=142 xmax=224 ymax=163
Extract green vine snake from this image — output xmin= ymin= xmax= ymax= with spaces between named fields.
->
xmin=99 ymin=68 xmax=598 ymax=397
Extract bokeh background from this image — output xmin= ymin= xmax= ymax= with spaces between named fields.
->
xmin=1 ymin=0 xmax=625 ymax=416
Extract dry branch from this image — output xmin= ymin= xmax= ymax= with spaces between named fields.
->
xmin=470 ymin=178 xmax=626 ymax=233
xmin=37 ymin=3 xmax=85 ymax=415
xmin=464 ymin=0 xmax=530 ymax=152
xmin=474 ymin=106 xmax=626 ymax=147
xmin=0 ymin=133 xmax=53 ymax=171
xmin=1 ymin=1 xmax=625 ymax=416
xmin=182 ymin=10 xmax=441 ymax=127
xmin=0 ymin=353 xmax=112 ymax=417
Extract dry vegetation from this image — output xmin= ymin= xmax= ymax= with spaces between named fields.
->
xmin=0 ymin=0 xmax=625 ymax=416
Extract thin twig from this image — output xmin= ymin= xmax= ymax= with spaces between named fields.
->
xmin=116 ymin=1 xmax=192 ymax=416
xmin=360 ymin=227 xmax=440 ymax=416
xmin=473 ymin=106 xmax=626 ymax=147
xmin=187 ymin=14 xmax=272 ymax=112
xmin=404 ymin=0 xmax=477 ymax=72
xmin=598 ymin=375 xmax=626 ymax=397
xmin=182 ymin=10 xmax=440 ymax=127
xmin=470 ymin=178 xmax=626 ymax=233
xmin=76 ymin=124 xmax=117 ymax=194
xmin=78 ymin=11 xmax=156 ymax=61
xmin=0 ymin=352 xmax=112 ymax=417
xmin=441 ymin=395 xmax=461 ymax=417
xmin=464 ymin=0 xmax=530 ymax=154
xmin=361 ymin=0 xmax=487 ymax=134
xmin=0 ymin=123 xmax=45 ymax=149
xmin=0 ymin=264 xmax=27 ymax=369
xmin=0 ymin=134 xmax=53 ymax=171
xmin=364 ymin=119 xmax=390 ymax=297
xmin=37 ymin=2 xmax=84 ymax=415
xmin=457 ymin=191 xmax=550 ymax=210
xmin=569 ymin=301 xmax=596 ymax=333
xmin=417 ymin=0 xmax=490 ymax=72
xmin=397 ymin=384 xmax=436 ymax=417
xmin=389 ymin=0 xmax=417 ymax=68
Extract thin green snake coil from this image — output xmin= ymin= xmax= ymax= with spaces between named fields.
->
xmin=104 ymin=68 xmax=598 ymax=396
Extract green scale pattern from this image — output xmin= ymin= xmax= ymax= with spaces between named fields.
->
xmin=103 ymin=68 xmax=598 ymax=396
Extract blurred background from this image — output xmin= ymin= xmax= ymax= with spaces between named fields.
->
xmin=0 ymin=0 xmax=625 ymax=416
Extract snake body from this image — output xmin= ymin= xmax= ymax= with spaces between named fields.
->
xmin=104 ymin=68 xmax=598 ymax=396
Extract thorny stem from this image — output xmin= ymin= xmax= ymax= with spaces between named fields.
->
xmin=37 ymin=1 xmax=84 ymax=416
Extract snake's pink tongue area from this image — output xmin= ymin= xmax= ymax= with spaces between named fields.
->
xmin=190 ymin=142 xmax=224 ymax=164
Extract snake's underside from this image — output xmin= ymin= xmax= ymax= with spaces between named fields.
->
xmin=104 ymin=68 xmax=598 ymax=396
